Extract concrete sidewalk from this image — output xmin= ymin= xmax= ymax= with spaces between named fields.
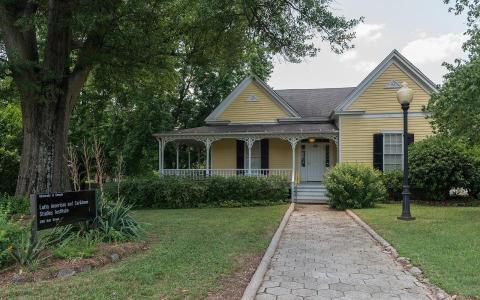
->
xmin=255 ymin=205 xmax=433 ymax=300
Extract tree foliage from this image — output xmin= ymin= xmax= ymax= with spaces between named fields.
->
xmin=0 ymin=103 xmax=22 ymax=194
xmin=428 ymin=0 xmax=480 ymax=143
xmin=0 ymin=0 xmax=361 ymax=194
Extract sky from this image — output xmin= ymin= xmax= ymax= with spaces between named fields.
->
xmin=268 ymin=0 xmax=468 ymax=89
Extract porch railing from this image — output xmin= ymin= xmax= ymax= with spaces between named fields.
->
xmin=162 ymin=169 xmax=292 ymax=179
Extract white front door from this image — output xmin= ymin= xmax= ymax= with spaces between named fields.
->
xmin=300 ymin=143 xmax=326 ymax=182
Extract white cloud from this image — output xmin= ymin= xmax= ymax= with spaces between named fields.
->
xmin=355 ymin=23 xmax=385 ymax=41
xmin=339 ymin=50 xmax=358 ymax=62
xmin=353 ymin=60 xmax=377 ymax=73
xmin=401 ymin=33 xmax=467 ymax=65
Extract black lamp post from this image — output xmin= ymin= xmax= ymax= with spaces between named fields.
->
xmin=397 ymin=82 xmax=415 ymax=221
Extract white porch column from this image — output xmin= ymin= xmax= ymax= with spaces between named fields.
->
xmin=158 ymin=138 xmax=169 ymax=176
xmin=285 ymin=137 xmax=300 ymax=202
xmin=245 ymin=138 xmax=256 ymax=176
xmin=175 ymin=144 xmax=180 ymax=170
xmin=158 ymin=139 xmax=162 ymax=174
xmin=200 ymin=138 xmax=216 ymax=176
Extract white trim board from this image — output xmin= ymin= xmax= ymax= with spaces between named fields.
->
xmin=340 ymin=112 xmax=430 ymax=119
xmin=334 ymin=49 xmax=438 ymax=113
xmin=205 ymin=76 xmax=300 ymax=123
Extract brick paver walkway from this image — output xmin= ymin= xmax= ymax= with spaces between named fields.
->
xmin=256 ymin=205 xmax=433 ymax=300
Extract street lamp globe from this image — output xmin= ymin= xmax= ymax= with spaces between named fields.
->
xmin=396 ymin=82 xmax=414 ymax=105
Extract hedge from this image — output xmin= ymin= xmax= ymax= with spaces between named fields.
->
xmin=104 ymin=176 xmax=290 ymax=208
xmin=409 ymin=135 xmax=478 ymax=200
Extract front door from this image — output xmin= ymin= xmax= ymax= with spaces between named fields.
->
xmin=300 ymin=143 xmax=326 ymax=182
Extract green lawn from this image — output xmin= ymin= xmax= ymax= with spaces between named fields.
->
xmin=353 ymin=204 xmax=480 ymax=298
xmin=1 ymin=205 xmax=288 ymax=299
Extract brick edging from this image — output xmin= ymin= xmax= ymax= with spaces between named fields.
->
xmin=241 ymin=203 xmax=295 ymax=300
xmin=345 ymin=209 xmax=453 ymax=300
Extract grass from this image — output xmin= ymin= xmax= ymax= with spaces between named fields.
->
xmin=1 ymin=205 xmax=288 ymax=299
xmin=353 ymin=204 xmax=480 ymax=298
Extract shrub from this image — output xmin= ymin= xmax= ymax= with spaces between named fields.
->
xmin=409 ymin=136 xmax=477 ymax=200
xmin=0 ymin=208 xmax=25 ymax=269
xmin=53 ymin=231 xmax=99 ymax=259
xmin=382 ymin=170 xmax=403 ymax=202
xmin=9 ymin=225 xmax=71 ymax=269
xmin=0 ymin=147 xmax=20 ymax=195
xmin=325 ymin=163 xmax=386 ymax=210
xmin=468 ymin=145 xmax=480 ymax=199
xmin=0 ymin=194 xmax=30 ymax=216
xmin=104 ymin=176 xmax=289 ymax=209
xmin=96 ymin=197 xmax=144 ymax=242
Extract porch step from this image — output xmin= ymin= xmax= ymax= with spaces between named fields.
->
xmin=295 ymin=184 xmax=328 ymax=204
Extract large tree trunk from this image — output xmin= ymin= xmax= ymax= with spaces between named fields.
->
xmin=15 ymin=69 xmax=89 ymax=196
xmin=16 ymin=95 xmax=70 ymax=195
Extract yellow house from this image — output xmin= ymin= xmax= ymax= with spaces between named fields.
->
xmin=154 ymin=50 xmax=437 ymax=202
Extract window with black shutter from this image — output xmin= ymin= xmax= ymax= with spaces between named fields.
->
xmin=261 ymin=139 xmax=269 ymax=171
xmin=236 ymin=140 xmax=244 ymax=174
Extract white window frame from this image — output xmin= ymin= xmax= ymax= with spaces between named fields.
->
xmin=382 ymin=131 xmax=404 ymax=172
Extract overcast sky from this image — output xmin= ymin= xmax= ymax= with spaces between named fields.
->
xmin=268 ymin=0 xmax=468 ymax=89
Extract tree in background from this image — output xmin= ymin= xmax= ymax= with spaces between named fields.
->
xmin=0 ymin=0 xmax=361 ymax=195
xmin=428 ymin=0 xmax=480 ymax=144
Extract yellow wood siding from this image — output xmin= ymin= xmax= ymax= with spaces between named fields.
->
xmin=218 ymin=82 xmax=289 ymax=123
xmin=211 ymin=139 xmax=236 ymax=169
xmin=269 ymin=139 xmax=292 ymax=169
xmin=348 ymin=64 xmax=430 ymax=113
xmin=340 ymin=115 xmax=432 ymax=164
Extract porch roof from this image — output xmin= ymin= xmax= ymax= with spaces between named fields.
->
xmin=154 ymin=123 xmax=338 ymax=138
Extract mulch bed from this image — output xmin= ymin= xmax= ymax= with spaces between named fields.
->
xmin=206 ymin=251 xmax=264 ymax=300
xmin=0 ymin=240 xmax=148 ymax=286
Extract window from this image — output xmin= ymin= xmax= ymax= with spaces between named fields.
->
xmin=383 ymin=133 xmax=403 ymax=171
xmin=244 ymin=141 xmax=261 ymax=169
xmin=246 ymin=94 xmax=258 ymax=102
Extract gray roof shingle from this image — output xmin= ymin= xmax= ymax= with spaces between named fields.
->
xmin=275 ymin=87 xmax=355 ymax=118
xmin=155 ymin=123 xmax=337 ymax=136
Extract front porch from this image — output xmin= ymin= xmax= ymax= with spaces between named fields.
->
xmin=154 ymin=123 xmax=338 ymax=202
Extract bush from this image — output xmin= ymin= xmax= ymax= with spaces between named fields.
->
xmin=382 ymin=170 xmax=404 ymax=202
xmin=0 ymin=208 xmax=25 ymax=269
xmin=104 ymin=176 xmax=289 ymax=209
xmin=409 ymin=136 xmax=477 ymax=200
xmin=0 ymin=194 xmax=30 ymax=216
xmin=0 ymin=147 xmax=20 ymax=195
xmin=96 ymin=197 xmax=144 ymax=242
xmin=325 ymin=163 xmax=386 ymax=210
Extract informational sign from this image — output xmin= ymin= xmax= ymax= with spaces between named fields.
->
xmin=30 ymin=190 xmax=96 ymax=231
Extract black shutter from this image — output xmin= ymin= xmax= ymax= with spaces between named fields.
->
xmin=373 ymin=133 xmax=383 ymax=172
xmin=236 ymin=140 xmax=244 ymax=172
xmin=261 ymin=139 xmax=269 ymax=171
xmin=407 ymin=133 xmax=414 ymax=145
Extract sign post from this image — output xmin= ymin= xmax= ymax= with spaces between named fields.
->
xmin=30 ymin=190 xmax=97 ymax=237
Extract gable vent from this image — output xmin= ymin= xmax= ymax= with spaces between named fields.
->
xmin=385 ymin=80 xmax=402 ymax=89
xmin=247 ymin=94 xmax=258 ymax=101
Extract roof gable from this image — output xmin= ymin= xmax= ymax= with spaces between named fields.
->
xmin=334 ymin=49 xmax=438 ymax=113
xmin=205 ymin=76 xmax=300 ymax=124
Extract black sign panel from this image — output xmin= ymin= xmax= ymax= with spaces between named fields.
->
xmin=31 ymin=190 xmax=96 ymax=230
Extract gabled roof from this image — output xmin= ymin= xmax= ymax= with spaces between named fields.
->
xmin=334 ymin=49 xmax=438 ymax=113
xmin=276 ymin=87 xmax=355 ymax=118
xmin=205 ymin=76 xmax=301 ymax=123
